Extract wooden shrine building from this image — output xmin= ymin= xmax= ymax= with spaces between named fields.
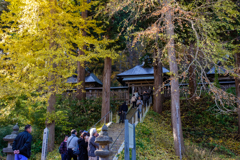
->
xmin=207 ymin=66 xmax=235 ymax=90
xmin=116 ymin=64 xmax=170 ymax=102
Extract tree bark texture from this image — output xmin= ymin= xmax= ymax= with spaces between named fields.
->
xmin=101 ymin=57 xmax=112 ymax=122
xmin=77 ymin=10 xmax=87 ymax=100
xmin=47 ymin=0 xmax=56 ymax=152
xmin=153 ymin=50 xmax=164 ymax=114
xmin=235 ymin=53 xmax=240 ymax=136
xmin=47 ymin=85 xmax=56 ymax=152
xmin=165 ymin=0 xmax=185 ymax=158
xmin=188 ymin=43 xmax=197 ymax=99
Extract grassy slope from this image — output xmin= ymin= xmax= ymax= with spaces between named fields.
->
xmin=162 ymin=96 xmax=240 ymax=158
xmin=117 ymin=107 xmax=240 ymax=160
xmin=31 ymin=97 xmax=240 ymax=159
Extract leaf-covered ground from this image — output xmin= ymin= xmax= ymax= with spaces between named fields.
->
xmin=162 ymin=96 xmax=240 ymax=158
xmin=117 ymin=106 xmax=240 ymax=160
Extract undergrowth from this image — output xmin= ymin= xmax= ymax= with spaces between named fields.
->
xmin=117 ymin=110 xmax=240 ymax=159
xmin=162 ymin=95 xmax=240 ymax=157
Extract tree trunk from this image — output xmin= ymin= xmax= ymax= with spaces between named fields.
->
xmin=165 ymin=0 xmax=184 ymax=158
xmin=235 ymin=53 xmax=240 ymax=137
xmin=153 ymin=49 xmax=164 ymax=114
xmin=101 ymin=57 xmax=112 ymax=122
xmin=76 ymin=10 xmax=87 ymax=100
xmin=188 ymin=43 xmax=197 ymax=99
xmin=47 ymin=85 xmax=56 ymax=152
xmin=47 ymin=0 xmax=56 ymax=152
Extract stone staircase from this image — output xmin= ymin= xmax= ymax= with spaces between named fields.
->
xmin=108 ymin=108 xmax=138 ymax=159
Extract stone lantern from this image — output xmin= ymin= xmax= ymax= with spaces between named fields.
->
xmin=95 ymin=125 xmax=113 ymax=160
xmin=3 ymin=123 xmax=19 ymax=160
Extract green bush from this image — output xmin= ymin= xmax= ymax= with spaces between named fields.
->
xmin=0 ymin=94 xmax=120 ymax=158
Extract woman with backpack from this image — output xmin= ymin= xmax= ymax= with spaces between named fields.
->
xmin=59 ymin=135 xmax=68 ymax=160
xmin=131 ymin=94 xmax=137 ymax=108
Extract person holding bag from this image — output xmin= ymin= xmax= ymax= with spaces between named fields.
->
xmin=67 ymin=129 xmax=78 ymax=160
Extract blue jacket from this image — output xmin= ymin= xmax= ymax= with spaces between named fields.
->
xmin=88 ymin=136 xmax=99 ymax=157
xmin=12 ymin=131 xmax=32 ymax=158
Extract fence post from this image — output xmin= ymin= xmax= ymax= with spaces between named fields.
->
xmin=132 ymin=124 xmax=136 ymax=160
xmin=125 ymin=119 xmax=129 ymax=160
xmin=135 ymin=111 xmax=138 ymax=124
xmin=116 ymin=113 xmax=119 ymax=123
xmin=132 ymin=117 xmax=134 ymax=124
xmin=140 ymin=111 xmax=142 ymax=123
xmin=110 ymin=111 xmax=112 ymax=122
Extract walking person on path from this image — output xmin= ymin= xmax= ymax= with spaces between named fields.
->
xmin=78 ymin=132 xmax=89 ymax=160
xmin=88 ymin=128 xmax=99 ymax=160
xmin=142 ymin=91 xmax=148 ymax=107
xmin=12 ymin=125 xmax=33 ymax=160
xmin=118 ymin=104 xmax=123 ymax=123
xmin=120 ymin=102 xmax=128 ymax=123
xmin=131 ymin=94 xmax=137 ymax=109
xmin=137 ymin=96 xmax=143 ymax=119
xmin=67 ymin=129 xmax=79 ymax=160
xmin=60 ymin=135 xmax=68 ymax=160
xmin=134 ymin=90 xmax=139 ymax=99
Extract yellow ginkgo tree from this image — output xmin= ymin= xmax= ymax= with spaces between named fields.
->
xmin=0 ymin=0 xmax=117 ymax=151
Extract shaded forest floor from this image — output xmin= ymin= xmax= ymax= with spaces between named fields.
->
xmin=117 ymin=96 xmax=240 ymax=159
xmin=167 ymin=96 xmax=240 ymax=157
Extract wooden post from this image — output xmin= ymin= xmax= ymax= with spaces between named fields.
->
xmin=135 ymin=111 xmax=138 ymax=124
xmin=110 ymin=111 xmax=112 ymax=122
xmin=127 ymin=84 xmax=130 ymax=105
xmin=125 ymin=120 xmax=129 ymax=160
xmin=140 ymin=111 xmax=142 ymax=123
xmin=116 ymin=113 xmax=119 ymax=123
xmin=41 ymin=128 xmax=49 ymax=160
xmin=132 ymin=124 xmax=136 ymax=160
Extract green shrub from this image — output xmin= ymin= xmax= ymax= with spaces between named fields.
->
xmin=0 ymin=94 xmax=120 ymax=157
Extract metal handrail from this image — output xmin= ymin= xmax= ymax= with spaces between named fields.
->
xmin=110 ymin=126 xmax=125 ymax=149
xmin=128 ymin=109 xmax=138 ymax=123
xmin=110 ymin=109 xmax=138 ymax=150
xmin=88 ymin=110 xmax=111 ymax=131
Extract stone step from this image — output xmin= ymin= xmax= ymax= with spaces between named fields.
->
xmin=104 ymin=108 xmax=138 ymax=159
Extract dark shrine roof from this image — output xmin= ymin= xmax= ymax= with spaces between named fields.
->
xmin=117 ymin=64 xmax=169 ymax=77
xmin=66 ymin=73 xmax=102 ymax=85
xmin=207 ymin=66 xmax=230 ymax=75
xmin=85 ymin=73 xmax=103 ymax=85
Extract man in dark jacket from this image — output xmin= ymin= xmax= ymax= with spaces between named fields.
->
xmin=78 ymin=132 xmax=88 ymax=160
xmin=142 ymin=91 xmax=148 ymax=107
xmin=12 ymin=125 xmax=33 ymax=160
xmin=120 ymin=102 xmax=128 ymax=123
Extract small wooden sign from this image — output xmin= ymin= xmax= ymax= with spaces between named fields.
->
xmin=128 ymin=123 xmax=134 ymax=149
xmin=41 ymin=128 xmax=49 ymax=160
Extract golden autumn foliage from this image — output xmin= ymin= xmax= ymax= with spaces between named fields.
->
xmin=0 ymin=0 xmax=118 ymax=104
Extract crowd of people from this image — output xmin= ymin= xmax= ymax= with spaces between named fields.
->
xmin=118 ymin=90 xmax=151 ymax=123
xmin=12 ymin=124 xmax=100 ymax=160
xmin=59 ymin=128 xmax=100 ymax=160
xmin=130 ymin=90 xmax=151 ymax=119
xmin=11 ymin=90 xmax=151 ymax=160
